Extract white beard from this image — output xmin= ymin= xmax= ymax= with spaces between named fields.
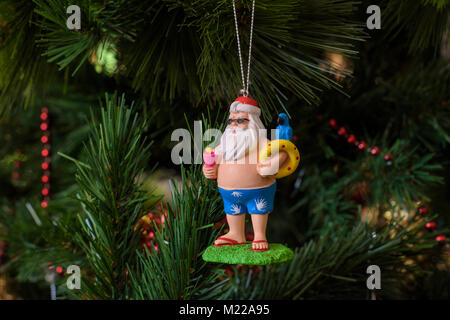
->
xmin=220 ymin=126 xmax=259 ymax=161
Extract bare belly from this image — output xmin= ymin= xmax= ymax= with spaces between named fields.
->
xmin=217 ymin=162 xmax=276 ymax=190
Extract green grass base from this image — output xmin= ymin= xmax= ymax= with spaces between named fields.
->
xmin=202 ymin=243 xmax=294 ymax=265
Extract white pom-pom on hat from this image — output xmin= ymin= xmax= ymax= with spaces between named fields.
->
xmin=229 ymin=96 xmax=261 ymax=116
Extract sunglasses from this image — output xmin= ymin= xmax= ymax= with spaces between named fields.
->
xmin=227 ymin=118 xmax=249 ymax=125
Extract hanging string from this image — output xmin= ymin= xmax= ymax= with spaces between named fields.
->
xmin=232 ymin=0 xmax=256 ymax=97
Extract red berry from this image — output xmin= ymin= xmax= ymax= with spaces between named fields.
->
xmin=370 ymin=146 xmax=380 ymax=155
xmin=41 ymin=149 xmax=49 ymax=157
xmin=41 ymin=162 xmax=49 ymax=170
xmin=436 ymin=235 xmax=447 ymax=242
xmin=41 ymin=201 xmax=48 ymax=208
xmin=425 ymin=222 xmax=437 ymax=230
xmin=347 ymin=134 xmax=356 ymax=144
xmin=41 ymin=136 xmax=49 ymax=144
xmin=40 ymin=113 xmax=48 ymax=120
xmin=329 ymin=119 xmax=337 ymax=128
xmin=42 ymin=188 xmax=49 ymax=196
xmin=56 ymin=266 xmax=64 ymax=274
xmin=358 ymin=141 xmax=367 ymax=150
xmin=40 ymin=123 xmax=48 ymax=131
xmin=338 ymin=127 xmax=347 ymax=136
xmin=41 ymin=175 xmax=49 ymax=183
xmin=418 ymin=207 xmax=428 ymax=215
xmin=41 ymin=108 xmax=48 ymax=113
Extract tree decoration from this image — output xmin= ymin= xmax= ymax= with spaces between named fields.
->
xmin=200 ymin=2 xmax=298 ymax=264
xmin=136 ymin=204 xmax=167 ymax=254
xmin=418 ymin=206 xmax=447 ymax=243
xmin=40 ymin=107 xmax=50 ymax=208
xmin=328 ymin=118 xmax=392 ymax=163
xmin=0 ymin=0 xmax=448 ymax=302
xmin=328 ymin=116 xmax=448 ymax=244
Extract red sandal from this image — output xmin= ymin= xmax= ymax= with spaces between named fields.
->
xmin=252 ymin=240 xmax=269 ymax=252
xmin=214 ymin=236 xmax=247 ymax=247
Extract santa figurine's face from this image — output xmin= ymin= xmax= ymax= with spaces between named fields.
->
xmin=227 ymin=112 xmax=250 ymax=132
xmin=221 ymin=111 xmax=260 ymax=161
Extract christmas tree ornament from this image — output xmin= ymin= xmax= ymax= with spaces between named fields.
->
xmin=329 ymin=118 xmax=337 ymax=128
xmin=136 ymin=206 xmax=166 ymax=254
xmin=418 ymin=206 xmax=428 ymax=215
xmin=338 ymin=127 xmax=347 ymax=136
xmin=425 ymin=221 xmax=437 ymax=231
xmin=358 ymin=141 xmax=367 ymax=150
xmin=202 ymin=1 xmax=297 ymax=265
xmin=370 ymin=146 xmax=380 ymax=155
xmin=40 ymin=107 xmax=51 ymax=208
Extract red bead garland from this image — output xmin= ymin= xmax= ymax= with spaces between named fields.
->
xmin=328 ymin=118 xmax=391 ymax=163
xmin=417 ymin=205 xmax=447 ymax=244
xmin=40 ymin=108 xmax=51 ymax=208
xmin=328 ymin=117 xmax=447 ymax=244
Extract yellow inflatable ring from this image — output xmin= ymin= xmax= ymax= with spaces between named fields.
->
xmin=259 ymin=139 xmax=300 ymax=179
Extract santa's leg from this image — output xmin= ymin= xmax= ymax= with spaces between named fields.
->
xmin=250 ymin=213 xmax=269 ymax=251
xmin=214 ymin=214 xmax=246 ymax=246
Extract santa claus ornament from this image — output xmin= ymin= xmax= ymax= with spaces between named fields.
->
xmin=202 ymin=1 xmax=300 ymax=266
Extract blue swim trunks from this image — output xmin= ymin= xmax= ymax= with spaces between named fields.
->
xmin=218 ymin=182 xmax=277 ymax=215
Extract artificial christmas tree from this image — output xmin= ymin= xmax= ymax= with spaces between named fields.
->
xmin=0 ymin=0 xmax=449 ymax=301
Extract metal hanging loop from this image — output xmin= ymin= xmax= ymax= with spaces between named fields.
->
xmin=232 ymin=0 xmax=256 ymax=97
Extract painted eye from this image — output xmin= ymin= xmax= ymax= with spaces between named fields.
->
xmin=277 ymin=117 xmax=284 ymax=125
xmin=227 ymin=119 xmax=234 ymax=125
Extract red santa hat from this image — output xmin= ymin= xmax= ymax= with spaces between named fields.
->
xmin=229 ymin=96 xmax=261 ymax=116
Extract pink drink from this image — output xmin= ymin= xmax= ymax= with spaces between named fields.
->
xmin=203 ymin=148 xmax=216 ymax=168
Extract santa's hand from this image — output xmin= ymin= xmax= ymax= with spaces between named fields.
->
xmin=203 ymin=164 xmax=218 ymax=179
xmin=256 ymin=161 xmax=278 ymax=177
